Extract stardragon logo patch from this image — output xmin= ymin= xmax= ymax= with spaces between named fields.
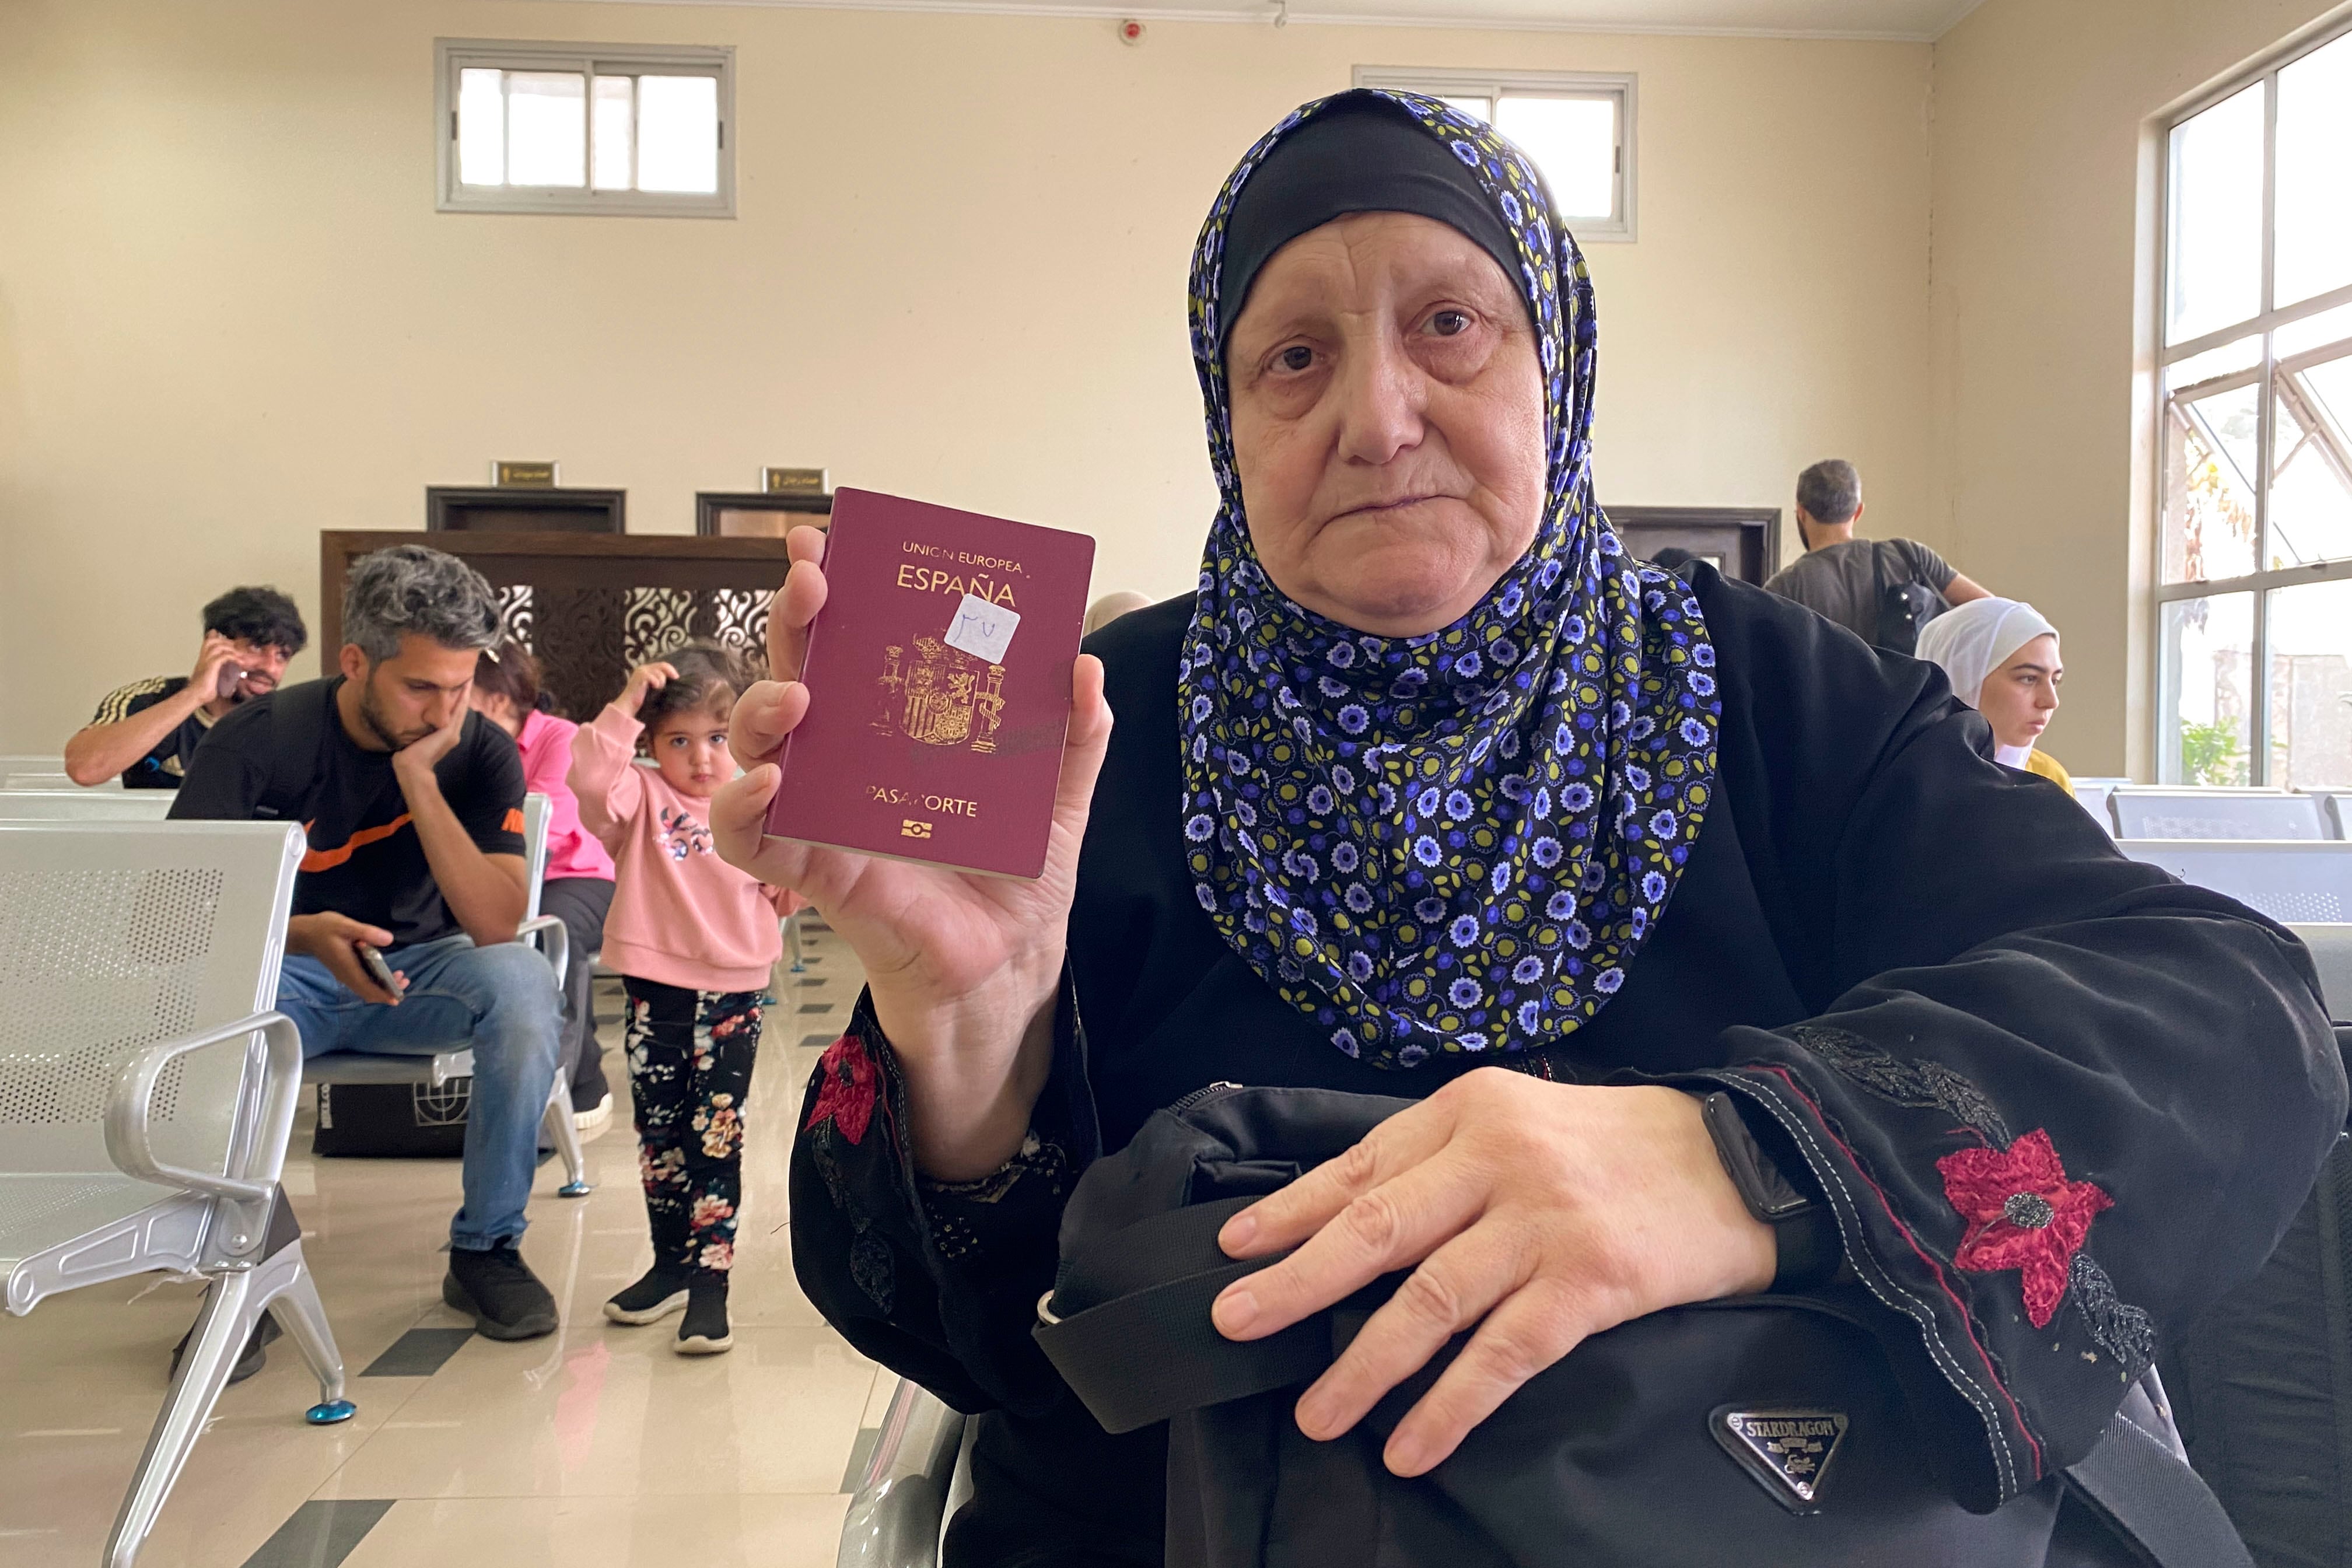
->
xmin=1710 ymin=1407 xmax=1849 ymax=1513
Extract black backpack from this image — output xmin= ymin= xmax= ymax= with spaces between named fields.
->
xmin=1033 ymin=1086 xmax=2252 ymax=1568
xmin=1873 ymin=541 xmax=1949 ymax=656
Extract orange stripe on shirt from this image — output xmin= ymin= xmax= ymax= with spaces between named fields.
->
xmin=300 ymin=814 xmax=412 ymax=873
xmin=503 ymin=807 xmax=524 ymax=834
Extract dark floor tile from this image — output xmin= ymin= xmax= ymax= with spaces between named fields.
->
xmin=358 ymin=1326 xmax=474 ymax=1378
xmin=799 ymin=1003 xmax=835 ymax=1015
xmin=841 ymin=1426 xmax=881 ymax=1494
xmin=800 ymin=1032 xmax=837 ymax=1048
xmin=239 ymin=1499 xmax=396 ymax=1568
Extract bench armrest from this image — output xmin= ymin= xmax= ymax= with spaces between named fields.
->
xmin=520 ymin=914 xmax=568 ymax=989
xmin=103 ymin=1012 xmax=302 ymax=1208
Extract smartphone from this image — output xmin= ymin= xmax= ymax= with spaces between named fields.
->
xmin=216 ymin=664 xmax=243 ymax=701
xmin=356 ymin=943 xmax=402 ymax=996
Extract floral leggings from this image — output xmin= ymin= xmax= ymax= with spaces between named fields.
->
xmin=622 ymin=978 xmax=766 ymax=1277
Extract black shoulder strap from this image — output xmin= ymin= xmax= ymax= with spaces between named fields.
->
xmin=1034 ymin=1196 xmax=1326 ymax=1436
xmin=254 ymin=680 xmax=334 ymax=823
xmin=2065 ymin=1413 xmax=2252 ymax=1568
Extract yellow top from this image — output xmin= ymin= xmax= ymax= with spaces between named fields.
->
xmin=2021 ymin=748 xmax=2072 ymax=792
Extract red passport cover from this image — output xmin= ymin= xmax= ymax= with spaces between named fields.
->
xmin=764 ymin=488 xmax=1096 ymax=879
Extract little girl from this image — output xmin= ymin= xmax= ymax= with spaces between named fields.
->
xmin=570 ymin=642 xmax=794 ymax=1354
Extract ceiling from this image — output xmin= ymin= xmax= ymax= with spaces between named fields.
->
xmin=604 ymin=0 xmax=1985 ymax=40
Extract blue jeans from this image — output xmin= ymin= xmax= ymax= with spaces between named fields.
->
xmin=280 ymin=934 xmax=561 ymax=1251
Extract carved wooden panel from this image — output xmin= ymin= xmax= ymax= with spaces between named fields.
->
xmin=321 ymin=532 xmax=791 ymax=723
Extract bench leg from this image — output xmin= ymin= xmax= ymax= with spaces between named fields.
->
xmin=106 ymin=1268 xmax=257 ymax=1568
xmin=545 ymin=1067 xmax=591 ymax=1197
xmin=262 ymin=1247 xmax=354 ymax=1422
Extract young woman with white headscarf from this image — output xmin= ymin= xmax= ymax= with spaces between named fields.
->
xmin=1915 ymin=597 xmax=2071 ymax=791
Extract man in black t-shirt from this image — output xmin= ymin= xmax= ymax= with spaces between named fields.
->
xmin=1761 ymin=459 xmax=1991 ymax=645
xmin=64 ymin=586 xmax=308 ymax=787
xmin=173 ymin=545 xmax=565 ymax=1341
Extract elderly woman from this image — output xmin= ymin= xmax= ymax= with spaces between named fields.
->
xmin=715 ymin=93 xmax=2341 ymax=1564
xmin=1917 ymin=596 xmax=2072 ymax=791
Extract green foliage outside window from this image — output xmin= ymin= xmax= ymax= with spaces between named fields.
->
xmin=2180 ymin=718 xmax=2248 ymax=786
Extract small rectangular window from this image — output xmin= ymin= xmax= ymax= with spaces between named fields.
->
xmin=436 ymin=40 xmax=733 ymax=218
xmin=1353 ymin=68 xmax=1636 ymax=242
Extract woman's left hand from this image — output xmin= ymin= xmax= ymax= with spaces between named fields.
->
xmin=1212 ymin=1068 xmax=1777 ymax=1477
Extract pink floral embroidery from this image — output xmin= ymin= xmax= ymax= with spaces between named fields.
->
xmin=806 ymin=1032 xmax=879 ymax=1146
xmin=1936 ymin=1129 xmax=2113 ymax=1329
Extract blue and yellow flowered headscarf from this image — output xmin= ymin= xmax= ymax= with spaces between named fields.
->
xmin=1179 ymin=90 xmax=1721 ymax=1071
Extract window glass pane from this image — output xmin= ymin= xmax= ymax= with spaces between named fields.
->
xmin=2277 ymin=301 xmax=2352 ymax=360
xmin=1440 ymin=94 xmax=1493 ymax=122
xmin=592 ymin=74 xmax=633 ymax=191
xmin=457 ymin=68 xmax=506 ymax=186
xmin=2162 ymin=382 xmax=2261 ymax=582
xmin=2167 ymin=83 xmax=2264 ymax=344
xmin=505 ymin=71 xmax=586 ymax=188
xmin=2272 ymin=343 xmax=2352 ymax=567
xmin=2164 ymin=332 xmax=2260 ymax=393
xmin=2276 ymin=32 xmax=2352 ymax=309
xmin=636 ymin=74 xmax=718 ymax=194
xmin=2268 ymin=579 xmax=2352 ymax=786
xmin=1495 ymin=94 xmax=1615 ymax=220
xmin=2162 ymin=594 xmax=2256 ymax=784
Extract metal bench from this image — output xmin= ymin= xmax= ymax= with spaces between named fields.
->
xmin=838 ymin=1376 xmax=971 ymax=1568
xmin=0 ymin=820 xmax=354 ymax=1568
xmin=298 ymin=792 xmax=590 ymax=1196
xmin=2109 ymin=788 xmax=2333 ymax=841
xmin=0 ymin=789 xmax=173 ymax=820
xmin=2116 ymin=839 xmax=2352 ymax=924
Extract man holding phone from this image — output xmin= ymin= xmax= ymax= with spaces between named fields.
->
xmin=172 ymin=545 xmax=566 ymax=1342
xmin=64 ymin=586 xmax=309 ymax=787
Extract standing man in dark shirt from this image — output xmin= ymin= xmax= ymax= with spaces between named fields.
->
xmin=173 ymin=545 xmax=566 ymax=1339
xmin=1761 ymin=459 xmax=1990 ymax=643
xmin=64 ymin=586 xmax=308 ymax=787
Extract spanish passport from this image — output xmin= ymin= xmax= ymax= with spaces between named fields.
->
xmin=762 ymin=488 xmax=1097 ymax=879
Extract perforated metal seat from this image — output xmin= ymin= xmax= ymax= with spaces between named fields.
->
xmin=298 ymin=792 xmax=590 ymax=1196
xmin=2109 ymin=788 xmax=2332 ymax=841
xmin=0 ymin=820 xmax=354 ymax=1568
xmin=2117 ymin=840 xmax=2352 ymax=923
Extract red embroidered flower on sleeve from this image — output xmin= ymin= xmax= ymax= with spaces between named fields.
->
xmin=1936 ymin=1129 xmax=2113 ymax=1329
xmin=805 ymin=1032 xmax=880 ymax=1146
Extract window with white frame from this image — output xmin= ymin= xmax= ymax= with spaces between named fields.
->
xmin=1353 ymin=68 xmax=1636 ymax=242
xmin=2158 ymin=24 xmax=2352 ymax=786
xmin=436 ymin=40 xmax=733 ymax=217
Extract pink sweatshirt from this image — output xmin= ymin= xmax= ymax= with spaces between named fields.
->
xmin=516 ymin=709 xmax=616 ymax=884
xmin=570 ymin=706 xmax=789 ymax=993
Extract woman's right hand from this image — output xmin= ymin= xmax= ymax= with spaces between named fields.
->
xmin=709 ymin=525 xmax=1114 ymax=1181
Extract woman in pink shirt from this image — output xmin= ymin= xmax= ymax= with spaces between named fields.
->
xmin=570 ymin=642 xmax=793 ymax=1355
xmin=470 ymin=641 xmax=619 ymax=1132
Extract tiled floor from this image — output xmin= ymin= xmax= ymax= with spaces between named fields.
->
xmin=0 ymin=926 xmax=877 ymax=1568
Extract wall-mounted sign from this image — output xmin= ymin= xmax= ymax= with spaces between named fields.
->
xmin=493 ymin=461 xmax=559 ymax=488
xmin=763 ymin=466 xmax=829 ymax=496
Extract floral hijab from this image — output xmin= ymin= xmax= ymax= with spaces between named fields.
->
xmin=1178 ymin=89 xmax=1721 ymax=1070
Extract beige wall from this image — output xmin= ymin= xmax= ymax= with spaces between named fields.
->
xmin=0 ymin=0 xmax=1933 ymax=752
xmin=1928 ymin=0 xmax=2352 ymax=776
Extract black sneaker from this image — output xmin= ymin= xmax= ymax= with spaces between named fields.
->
xmin=443 ymin=1241 xmax=559 ymax=1340
xmin=169 ymin=1302 xmax=281 ymax=1385
xmin=602 ymin=1266 xmax=691 ymax=1326
xmin=676 ymin=1278 xmax=732 ymax=1356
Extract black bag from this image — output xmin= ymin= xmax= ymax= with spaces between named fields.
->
xmin=312 ymin=1079 xmax=471 ymax=1157
xmin=1033 ymin=1086 xmax=2248 ymax=1568
xmin=1874 ymin=541 xmax=1948 ymax=656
